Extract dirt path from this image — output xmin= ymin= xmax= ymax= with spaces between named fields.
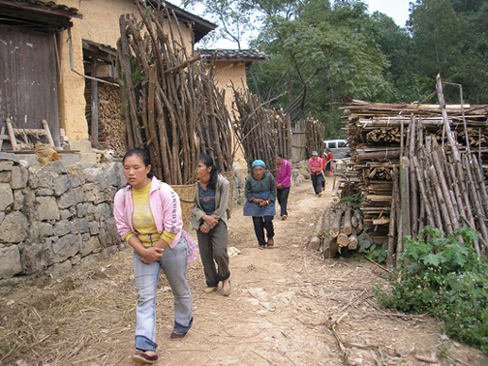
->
xmin=1 ymin=178 xmax=486 ymax=366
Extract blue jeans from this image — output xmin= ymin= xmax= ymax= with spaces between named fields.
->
xmin=132 ymin=235 xmax=193 ymax=352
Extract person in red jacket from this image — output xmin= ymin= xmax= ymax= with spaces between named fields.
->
xmin=324 ymin=148 xmax=334 ymax=176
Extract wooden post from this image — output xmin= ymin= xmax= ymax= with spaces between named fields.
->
xmin=90 ymin=58 xmax=99 ymax=143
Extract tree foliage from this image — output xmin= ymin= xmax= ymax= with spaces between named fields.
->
xmin=185 ymin=0 xmax=488 ymax=135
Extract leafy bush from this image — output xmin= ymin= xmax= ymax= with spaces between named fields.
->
xmin=340 ymin=194 xmax=362 ymax=208
xmin=374 ymin=226 xmax=488 ymax=355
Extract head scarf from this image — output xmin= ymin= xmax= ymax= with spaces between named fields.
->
xmin=252 ymin=159 xmax=266 ymax=168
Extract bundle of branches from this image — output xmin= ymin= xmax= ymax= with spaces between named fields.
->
xmin=340 ymin=75 xmax=488 ymax=267
xmin=305 ymin=113 xmax=325 ymax=156
xmin=117 ymin=3 xmax=233 ymax=185
xmin=231 ymin=84 xmax=291 ymax=173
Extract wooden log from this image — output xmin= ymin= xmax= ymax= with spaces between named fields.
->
xmin=337 ymin=232 xmax=349 ymax=247
xmin=309 ymin=210 xmax=326 ymax=251
xmin=323 ymin=238 xmax=338 ymax=259
xmin=429 ymin=165 xmax=453 ymax=234
xmin=409 ymin=114 xmax=418 ymax=236
xmin=343 ymin=207 xmax=352 ymax=235
xmin=329 ymin=207 xmax=345 ymax=238
xmin=387 ymin=168 xmax=398 ymax=268
xmin=348 ymin=229 xmax=358 ymax=250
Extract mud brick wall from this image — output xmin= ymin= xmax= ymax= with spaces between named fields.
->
xmin=0 ymin=153 xmax=127 ymax=279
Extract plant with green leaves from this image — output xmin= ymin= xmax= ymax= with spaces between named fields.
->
xmin=374 ymin=226 xmax=488 ymax=355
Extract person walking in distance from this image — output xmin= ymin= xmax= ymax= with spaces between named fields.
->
xmin=276 ymin=152 xmax=291 ymax=220
xmin=113 ymin=148 xmax=193 ymax=364
xmin=308 ymin=151 xmax=323 ymax=197
xmin=244 ymin=160 xmax=277 ymax=249
xmin=191 ymin=154 xmax=231 ymax=296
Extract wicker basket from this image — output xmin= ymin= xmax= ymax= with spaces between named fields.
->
xmin=171 ymin=183 xmax=197 ymax=232
xmin=222 ymin=171 xmax=234 ymax=211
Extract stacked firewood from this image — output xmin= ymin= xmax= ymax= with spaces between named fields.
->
xmin=98 ymin=84 xmax=125 ymax=157
xmin=305 ymin=113 xmax=325 ymax=156
xmin=340 ymin=77 xmax=488 ymax=264
xmin=117 ymin=3 xmax=233 ymax=184
xmin=326 ymin=205 xmax=364 ymax=257
xmin=232 ymin=85 xmax=291 ymax=173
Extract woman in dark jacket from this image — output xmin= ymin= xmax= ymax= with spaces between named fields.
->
xmin=244 ymin=160 xmax=277 ymax=249
xmin=191 ymin=154 xmax=231 ymax=296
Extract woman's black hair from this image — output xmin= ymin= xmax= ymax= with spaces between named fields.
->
xmin=123 ymin=148 xmax=156 ymax=179
xmin=277 ymin=152 xmax=283 ymax=158
xmin=199 ymin=154 xmax=219 ymax=190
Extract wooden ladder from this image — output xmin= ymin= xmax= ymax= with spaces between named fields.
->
xmin=4 ymin=118 xmax=55 ymax=150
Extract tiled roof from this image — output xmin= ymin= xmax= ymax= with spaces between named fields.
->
xmin=200 ymin=49 xmax=270 ymax=62
xmin=1 ymin=0 xmax=80 ymax=16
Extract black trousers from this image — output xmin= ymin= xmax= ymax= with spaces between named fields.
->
xmin=252 ymin=216 xmax=274 ymax=247
xmin=311 ymin=173 xmax=323 ymax=194
xmin=277 ymin=187 xmax=290 ymax=216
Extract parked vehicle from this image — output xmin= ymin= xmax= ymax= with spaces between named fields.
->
xmin=324 ymin=139 xmax=350 ymax=159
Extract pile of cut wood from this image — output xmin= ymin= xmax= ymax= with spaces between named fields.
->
xmin=305 ymin=113 xmax=325 ymax=156
xmin=117 ymin=3 xmax=232 ymax=184
xmin=339 ymin=76 xmax=488 ymax=265
xmin=232 ymin=85 xmax=291 ymax=173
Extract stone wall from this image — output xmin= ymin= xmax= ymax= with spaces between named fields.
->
xmin=0 ymin=153 xmax=126 ymax=279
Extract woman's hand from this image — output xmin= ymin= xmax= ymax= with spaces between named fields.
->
xmin=203 ymin=214 xmax=219 ymax=228
xmin=277 ymin=183 xmax=283 ymax=189
xmin=139 ymin=246 xmax=163 ymax=264
xmin=259 ymin=199 xmax=269 ymax=207
xmin=200 ymin=224 xmax=210 ymax=233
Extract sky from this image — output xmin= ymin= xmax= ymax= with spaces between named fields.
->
xmin=363 ymin=0 xmax=412 ymax=28
xmin=175 ymin=0 xmax=412 ymax=48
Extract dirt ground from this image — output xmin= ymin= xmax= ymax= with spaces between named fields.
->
xmin=1 ymin=177 xmax=487 ymax=366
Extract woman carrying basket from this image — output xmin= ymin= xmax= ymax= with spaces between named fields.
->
xmin=113 ymin=148 xmax=193 ymax=364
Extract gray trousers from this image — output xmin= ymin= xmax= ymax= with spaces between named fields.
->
xmin=196 ymin=220 xmax=230 ymax=287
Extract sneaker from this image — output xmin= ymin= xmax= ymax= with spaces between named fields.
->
xmin=204 ymin=286 xmax=218 ymax=294
xmin=267 ymin=238 xmax=274 ymax=247
xmin=281 ymin=215 xmax=287 ymax=221
xmin=132 ymin=352 xmax=158 ymax=364
xmin=170 ymin=331 xmax=188 ymax=340
xmin=318 ymin=192 xmax=322 ymax=197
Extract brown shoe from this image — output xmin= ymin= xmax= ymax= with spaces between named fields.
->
xmin=267 ymin=238 xmax=274 ymax=247
xmin=281 ymin=215 xmax=287 ymax=221
xmin=221 ymin=280 xmax=231 ymax=296
xmin=204 ymin=286 xmax=218 ymax=293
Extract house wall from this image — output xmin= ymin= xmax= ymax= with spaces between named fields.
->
xmin=54 ymin=0 xmax=195 ymax=141
xmin=211 ymin=60 xmax=248 ymax=165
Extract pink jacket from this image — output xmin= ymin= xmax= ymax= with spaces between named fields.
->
xmin=113 ymin=177 xmax=183 ymax=248
xmin=276 ymin=159 xmax=292 ymax=188
xmin=308 ymin=157 xmax=323 ymax=175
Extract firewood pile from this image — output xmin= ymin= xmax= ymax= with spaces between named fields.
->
xmin=305 ymin=112 xmax=325 ymax=156
xmin=310 ymin=203 xmax=365 ymax=259
xmin=98 ymin=84 xmax=125 ymax=157
xmin=340 ymin=76 xmax=488 ymax=265
xmin=231 ymin=85 xmax=291 ymax=173
xmin=117 ymin=3 xmax=233 ymax=185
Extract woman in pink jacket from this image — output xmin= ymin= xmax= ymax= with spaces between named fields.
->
xmin=276 ymin=152 xmax=291 ymax=220
xmin=113 ymin=148 xmax=192 ymax=364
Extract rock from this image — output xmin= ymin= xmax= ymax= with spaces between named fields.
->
xmin=0 ymin=152 xmax=20 ymax=163
xmin=11 ymin=166 xmax=28 ymax=189
xmin=291 ymin=169 xmax=304 ymax=186
xmin=40 ymin=160 xmax=67 ymax=174
xmin=0 ymin=183 xmax=14 ymax=211
xmin=34 ymin=222 xmax=55 ymax=238
xmin=49 ymin=260 xmax=72 ymax=277
xmin=0 ymin=246 xmax=22 ymax=278
xmin=0 ymin=212 xmax=28 ymax=243
xmin=0 ymin=171 xmax=12 ymax=183
xmin=81 ymin=236 xmax=100 ymax=257
xmin=297 ymin=160 xmax=311 ymax=179
xmin=36 ymin=196 xmax=60 ymax=221
xmin=53 ymin=233 xmax=81 ymax=262
xmin=13 ymin=190 xmax=24 ymax=210
xmin=0 ymin=161 xmax=14 ymax=171
xmin=58 ymin=186 xmax=85 ymax=209
xmin=53 ymin=175 xmax=71 ymax=196
xmin=53 ymin=220 xmax=72 ymax=236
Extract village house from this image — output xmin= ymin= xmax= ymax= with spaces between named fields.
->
xmin=1 ymin=0 xmax=269 ymax=159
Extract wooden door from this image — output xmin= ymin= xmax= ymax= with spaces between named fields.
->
xmin=0 ymin=24 xmax=60 ymax=146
